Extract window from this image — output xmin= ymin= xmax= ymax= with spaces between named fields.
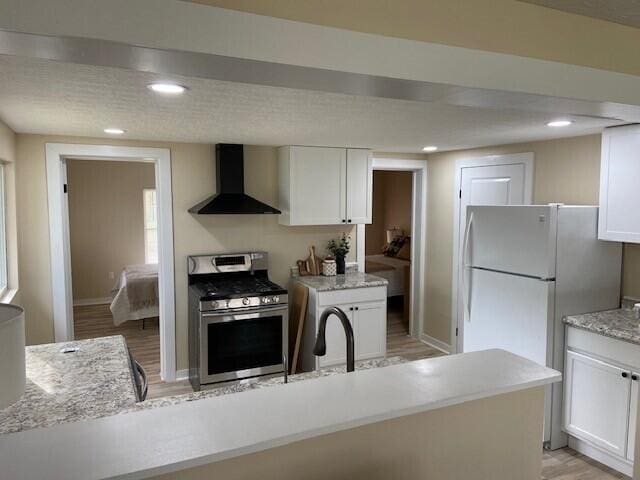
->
xmin=143 ymin=189 xmax=158 ymax=264
xmin=0 ymin=164 xmax=7 ymax=296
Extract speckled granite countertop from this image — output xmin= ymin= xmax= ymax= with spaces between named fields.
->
xmin=295 ymin=272 xmax=388 ymax=292
xmin=133 ymin=356 xmax=407 ymax=411
xmin=0 ymin=335 xmax=137 ymax=435
xmin=564 ymin=308 xmax=640 ymax=346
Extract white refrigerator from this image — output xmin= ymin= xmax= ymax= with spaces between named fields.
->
xmin=461 ymin=205 xmax=622 ymax=450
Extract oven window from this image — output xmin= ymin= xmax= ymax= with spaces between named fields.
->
xmin=207 ymin=315 xmax=282 ymax=375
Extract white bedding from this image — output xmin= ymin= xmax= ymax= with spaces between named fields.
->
xmin=110 ymin=264 xmax=159 ymax=326
xmin=365 ymin=254 xmax=410 ymax=297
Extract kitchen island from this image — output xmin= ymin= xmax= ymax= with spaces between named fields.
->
xmin=0 ymin=348 xmax=560 ymax=480
xmin=0 ymin=335 xmax=138 ymax=435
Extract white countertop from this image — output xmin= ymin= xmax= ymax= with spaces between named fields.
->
xmin=0 ymin=349 xmax=560 ymax=480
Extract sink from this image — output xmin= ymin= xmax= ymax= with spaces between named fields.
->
xmin=0 ymin=304 xmax=25 ymax=409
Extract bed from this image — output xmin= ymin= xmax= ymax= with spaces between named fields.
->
xmin=110 ymin=264 xmax=159 ymax=326
xmin=365 ymin=254 xmax=411 ymax=297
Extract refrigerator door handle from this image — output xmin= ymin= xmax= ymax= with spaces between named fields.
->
xmin=461 ymin=211 xmax=474 ymax=321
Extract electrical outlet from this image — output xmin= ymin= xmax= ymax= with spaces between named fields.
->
xmin=108 ymin=271 xmax=115 ymax=280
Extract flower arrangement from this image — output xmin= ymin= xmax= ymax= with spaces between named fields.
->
xmin=327 ymin=233 xmax=350 ymax=258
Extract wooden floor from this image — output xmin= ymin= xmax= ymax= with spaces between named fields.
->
xmin=73 ymin=303 xmax=629 ymax=479
xmin=542 ymin=448 xmax=630 ymax=479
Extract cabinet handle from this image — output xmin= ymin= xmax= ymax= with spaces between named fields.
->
xmin=348 ymin=219 xmax=352 ymax=223
xmin=342 ymin=219 xmax=346 ymax=223
xmin=349 ymin=307 xmax=353 ymax=311
xmin=633 ymin=374 xmax=638 ymax=381
xmin=355 ymin=306 xmax=359 ymax=310
xmin=622 ymin=372 xmax=629 ymax=378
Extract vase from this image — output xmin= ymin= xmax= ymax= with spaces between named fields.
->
xmin=335 ymin=256 xmax=346 ymax=274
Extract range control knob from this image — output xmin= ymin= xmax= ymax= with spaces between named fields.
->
xmin=210 ymin=301 xmax=219 ymax=309
xmin=272 ymin=296 xmax=280 ymax=304
xmin=242 ymin=297 xmax=251 ymax=306
xmin=263 ymin=296 xmax=272 ymax=304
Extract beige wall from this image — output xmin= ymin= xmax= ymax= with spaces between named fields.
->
xmin=188 ymin=0 xmax=640 ymax=77
xmin=424 ymin=134 xmax=640 ymax=345
xmin=67 ymin=160 xmax=155 ymax=301
xmin=153 ymin=387 xmax=545 ymax=480
xmin=0 ymin=119 xmax=20 ymax=305
xmin=15 ymin=135 xmax=354 ymax=368
xmin=365 ymin=170 xmax=412 ymax=255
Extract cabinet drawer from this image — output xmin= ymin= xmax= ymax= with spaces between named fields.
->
xmin=318 ymin=287 xmax=386 ymax=307
xmin=566 ymin=326 xmax=640 ymax=371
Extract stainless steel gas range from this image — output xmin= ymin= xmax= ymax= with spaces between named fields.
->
xmin=188 ymin=252 xmax=288 ymax=390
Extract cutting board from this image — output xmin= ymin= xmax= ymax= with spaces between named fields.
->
xmin=289 ymin=283 xmax=309 ymax=374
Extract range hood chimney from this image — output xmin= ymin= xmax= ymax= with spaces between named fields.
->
xmin=188 ymin=144 xmax=281 ymax=215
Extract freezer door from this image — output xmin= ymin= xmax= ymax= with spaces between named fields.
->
xmin=462 ymin=268 xmax=555 ymax=367
xmin=465 ymin=205 xmax=557 ymax=279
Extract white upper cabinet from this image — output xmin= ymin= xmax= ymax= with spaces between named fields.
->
xmin=599 ymin=126 xmax=640 ymax=243
xmin=278 ymin=146 xmax=372 ymax=225
xmin=346 ymin=149 xmax=373 ymax=224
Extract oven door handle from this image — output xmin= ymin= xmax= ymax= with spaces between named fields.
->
xmin=202 ymin=304 xmax=288 ymax=320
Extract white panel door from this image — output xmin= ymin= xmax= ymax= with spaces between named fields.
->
xmin=456 ymin=161 xmax=529 ymax=349
xmin=346 ymin=149 xmax=372 ymax=224
xmin=563 ymin=350 xmax=631 ymax=458
xmin=463 ymin=268 xmax=554 ymax=367
xmin=318 ymin=305 xmax=354 ymax=367
xmin=354 ymin=301 xmax=386 ymax=360
xmin=290 ymin=146 xmax=346 ymax=225
xmin=628 ymin=373 xmax=639 ymax=462
xmin=466 ymin=205 xmax=557 ymax=278
xmin=599 ymin=126 xmax=640 ymax=243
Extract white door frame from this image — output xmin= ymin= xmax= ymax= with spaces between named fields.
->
xmin=450 ymin=153 xmax=534 ymax=353
xmin=46 ymin=143 xmax=176 ymax=381
xmin=356 ymin=157 xmax=428 ymax=344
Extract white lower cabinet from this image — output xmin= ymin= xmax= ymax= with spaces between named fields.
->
xmin=629 ymin=373 xmax=638 ymax=463
xmin=563 ymin=350 xmax=630 ymax=457
xmin=353 ymin=301 xmax=386 ymax=360
xmin=564 ymin=326 xmax=640 ymax=476
xmin=299 ymin=285 xmax=387 ymax=370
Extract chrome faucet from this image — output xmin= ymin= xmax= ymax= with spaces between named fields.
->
xmin=313 ymin=306 xmax=355 ymax=372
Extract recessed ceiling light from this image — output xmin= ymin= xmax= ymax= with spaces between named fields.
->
xmin=546 ymin=119 xmax=573 ymax=128
xmin=104 ymin=128 xmax=125 ymax=135
xmin=422 ymin=146 xmax=438 ymax=152
xmin=147 ymin=83 xmax=187 ymax=94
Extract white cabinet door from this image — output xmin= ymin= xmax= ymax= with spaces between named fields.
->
xmin=354 ymin=301 xmax=386 ymax=360
xmin=628 ymin=373 xmax=639 ymax=462
xmin=290 ymin=146 xmax=346 ymax=225
xmin=318 ymin=306 xmax=354 ymax=368
xmin=345 ymin=149 xmax=372 ymax=224
xmin=564 ymin=350 xmax=631 ymax=458
xmin=599 ymin=125 xmax=640 ymax=243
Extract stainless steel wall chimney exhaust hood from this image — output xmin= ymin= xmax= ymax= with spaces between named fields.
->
xmin=188 ymin=144 xmax=281 ymax=215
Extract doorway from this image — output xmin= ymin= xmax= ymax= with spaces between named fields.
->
xmin=451 ymin=153 xmax=534 ymax=353
xmin=67 ymin=158 xmax=162 ymax=388
xmin=45 ymin=143 xmax=176 ymax=382
xmin=356 ymin=157 xmax=435 ymax=357
xmin=365 ymin=170 xmax=413 ymax=338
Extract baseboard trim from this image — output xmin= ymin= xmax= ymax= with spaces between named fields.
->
xmin=73 ymin=297 xmax=112 ymax=307
xmin=568 ymin=435 xmax=633 ymax=477
xmin=419 ymin=333 xmax=451 ymax=354
xmin=175 ymin=369 xmax=189 ymax=381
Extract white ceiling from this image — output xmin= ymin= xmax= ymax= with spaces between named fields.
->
xmin=519 ymin=0 xmax=640 ymax=29
xmin=0 ymin=55 xmax=622 ymax=152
